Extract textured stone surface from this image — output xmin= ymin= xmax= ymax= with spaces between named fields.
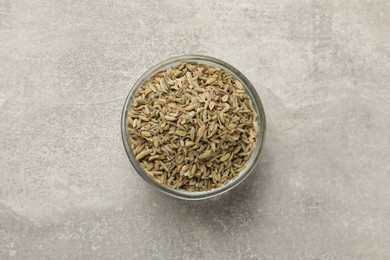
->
xmin=1 ymin=0 xmax=390 ymax=259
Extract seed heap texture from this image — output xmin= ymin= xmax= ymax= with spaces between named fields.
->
xmin=127 ymin=62 xmax=259 ymax=191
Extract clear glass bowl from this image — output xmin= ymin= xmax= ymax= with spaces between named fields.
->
xmin=121 ymin=55 xmax=266 ymax=200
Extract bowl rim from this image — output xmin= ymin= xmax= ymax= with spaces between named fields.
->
xmin=121 ymin=54 xmax=266 ymax=200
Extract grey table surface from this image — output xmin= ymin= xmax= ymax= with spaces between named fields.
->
xmin=1 ymin=0 xmax=389 ymax=259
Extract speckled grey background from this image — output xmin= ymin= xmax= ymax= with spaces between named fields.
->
xmin=1 ymin=0 xmax=389 ymax=259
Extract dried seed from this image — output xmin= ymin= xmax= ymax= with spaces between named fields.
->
xmin=205 ymin=75 xmax=218 ymax=85
xmin=132 ymin=118 xmax=138 ymax=129
xmin=148 ymin=155 xmax=161 ymax=161
xmin=127 ymin=62 xmax=259 ymax=192
xmin=185 ymin=104 xmax=197 ymax=111
xmin=136 ymin=149 xmax=153 ymax=160
xmin=185 ymin=140 xmax=195 ymax=147
xmin=253 ymin=120 xmax=259 ymax=133
xmin=187 ymin=111 xmax=195 ymax=118
xmin=153 ymin=136 xmax=159 ymax=148
xmin=211 ymin=142 xmax=216 ymax=152
xmin=150 ymin=84 xmax=157 ymax=92
xmin=235 ymin=80 xmax=243 ymax=89
xmin=209 ymin=101 xmax=215 ymax=110
xmin=199 ymin=150 xmax=212 ymax=159
xmin=189 ymin=127 xmax=195 ymax=141
xmin=222 ymin=104 xmax=230 ymax=112
xmin=191 ymin=164 xmax=197 ymax=175
xmin=204 ymin=68 xmax=216 ymax=74
xmin=165 ymin=115 xmax=177 ymax=121
xmin=141 ymin=131 xmax=151 ymax=138
xmin=220 ymin=153 xmax=231 ymax=162
xmin=136 ymin=99 xmax=147 ymax=105
xmin=208 ymin=125 xmax=218 ymax=138
xmin=197 ymin=125 xmax=206 ymax=140
xmin=175 ymin=130 xmax=187 ymax=137
xmin=238 ymin=151 xmax=252 ymax=157
xmin=139 ymin=115 xmax=149 ymax=121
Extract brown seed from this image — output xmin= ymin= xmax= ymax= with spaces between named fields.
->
xmin=220 ymin=153 xmax=231 ymax=162
xmin=139 ymin=115 xmax=149 ymax=121
xmin=189 ymin=127 xmax=195 ymax=141
xmin=235 ymin=80 xmax=243 ymax=89
xmin=141 ymin=131 xmax=151 ymax=137
xmin=197 ymin=125 xmax=206 ymax=140
xmin=148 ymin=155 xmax=161 ymax=161
xmin=136 ymin=149 xmax=153 ymax=160
xmin=175 ymin=130 xmax=187 ymax=137
xmin=185 ymin=140 xmax=195 ymax=147
xmin=132 ymin=118 xmax=138 ymax=129
xmin=165 ymin=115 xmax=177 ymax=121
xmin=199 ymin=150 xmax=212 ymax=159
xmin=209 ymin=101 xmax=215 ymax=110
xmin=127 ymin=62 xmax=258 ymax=192
xmin=208 ymin=126 xmax=218 ymax=138
xmin=253 ymin=121 xmax=259 ymax=133
xmin=211 ymin=142 xmax=216 ymax=152
xmin=153 ymin=136 xmax=159 ymax=148
xmin=205 ymin=75 xmax=218 ymax=85
xmin=185 ymin=104 xmax=197 ymax=111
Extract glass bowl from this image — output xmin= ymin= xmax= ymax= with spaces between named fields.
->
xmin=121 ymin=55 xmax=266 ymax=200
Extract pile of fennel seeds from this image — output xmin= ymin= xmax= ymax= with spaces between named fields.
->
xmin=127 ymin=62 xmax=259 ymax=191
